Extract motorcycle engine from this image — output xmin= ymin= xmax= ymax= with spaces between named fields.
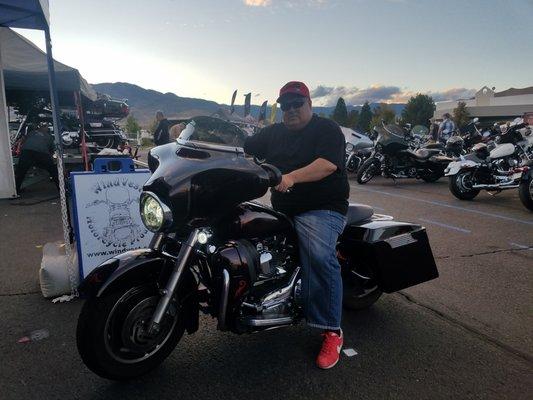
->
xmin=214 ymin=234 xmax=300 ymax=332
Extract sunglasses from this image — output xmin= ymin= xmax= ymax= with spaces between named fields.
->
xmin=280 ymin=98 xmax=307 ymax=112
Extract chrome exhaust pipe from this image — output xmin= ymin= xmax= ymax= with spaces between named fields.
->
xmin=472 ymin=183 xmax=519 ymax=190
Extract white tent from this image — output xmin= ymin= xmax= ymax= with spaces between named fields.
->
xmin=2 ymin=28 xmax=96 ymax=98
xmin=0 ymin=27 xmax=97 ymax=198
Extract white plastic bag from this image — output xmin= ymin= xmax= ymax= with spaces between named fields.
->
xmin=39 ymin=242 xmax=79 ymax=298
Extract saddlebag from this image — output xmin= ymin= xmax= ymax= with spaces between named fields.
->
xmin=340 ymin=222 xmax=438 ymax=293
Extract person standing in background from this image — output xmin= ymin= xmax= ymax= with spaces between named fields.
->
xmin=153 ymin=111 xmax=170 ymax=146
xmin=15 ymin=122 xmax=59 ymax=194
xmin=438 ymin=113 xmax=456 ymax=143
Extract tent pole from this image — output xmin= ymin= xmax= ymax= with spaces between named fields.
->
xmin=74 ymin=91 xmax=89 ymax=171
xmin=44 ymin=26 xmax=78 ymax=297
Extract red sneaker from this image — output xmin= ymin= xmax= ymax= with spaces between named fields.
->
xmin=316 ymin=330 xmax=343 ymax=369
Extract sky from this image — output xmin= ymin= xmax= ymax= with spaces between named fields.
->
xmin=14 ymin=0 xmax=533 ymax=106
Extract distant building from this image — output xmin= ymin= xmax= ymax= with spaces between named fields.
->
xmin=434 ymin=86 xmax=533 ymax=125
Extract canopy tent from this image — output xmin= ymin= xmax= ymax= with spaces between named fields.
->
xmin=1 ymin=0 xmax=49 ymax=198
xmin=0 ymin=1 xmax=95 ymax=200
xmin=1 ymin=0 xmax=78 ymax=298
xmin=2 ymin=28 xmax=96 ymax=100
xmin=0 ymin=0 xmax=50 ymax=30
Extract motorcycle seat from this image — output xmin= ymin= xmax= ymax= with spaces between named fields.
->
xmin=346 ymin=203 xmax=374 ymax=225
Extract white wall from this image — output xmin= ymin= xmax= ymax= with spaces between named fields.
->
xmin=0 ymin=31 xmax=17 ymax=199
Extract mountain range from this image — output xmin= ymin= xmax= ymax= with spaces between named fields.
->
xmin=92 ymin=82 xmax=406 ymax=127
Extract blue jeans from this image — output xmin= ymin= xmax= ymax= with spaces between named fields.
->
xmin=293 ymin=210 xmax=347 ymax=330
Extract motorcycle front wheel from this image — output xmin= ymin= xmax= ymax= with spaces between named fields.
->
xmin=76 ymin=284 xmax=185 ymax=380
xmin=449 ymin=171 xmax=480 ymax=200
xmin=356 ymin=158 xmax=380 ymax=184
xmin=518 ymin=177 xmax=533 ymax=211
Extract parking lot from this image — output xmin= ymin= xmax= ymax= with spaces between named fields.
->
xmin=1 ymin=176 xmax=532 ymax=400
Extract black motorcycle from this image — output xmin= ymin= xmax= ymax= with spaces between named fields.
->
xmin=76 ymin=116 xmax=439 ymax=380
xmin=356 ymin=123 xmax=453 ymax=184
xmin=344 ymin=129 xmax=374 ymax=173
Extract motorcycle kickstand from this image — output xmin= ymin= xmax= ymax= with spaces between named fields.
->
xmin=487 ymin=190 xmax=502 ymax=196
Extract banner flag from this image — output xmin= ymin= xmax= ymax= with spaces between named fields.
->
xmin=244 ymin=93 xmax=251 ymax=117
xmin=258 ymin=101 xmax=268 ymax=122
xmin=230 ymin=90 xmax=237 ymax=114
xmin=269 ymin=103 xmax=278 ymax=124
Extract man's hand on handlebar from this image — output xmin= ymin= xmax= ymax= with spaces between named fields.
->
xmin=275 ymin=174 xmax=294 ymax=193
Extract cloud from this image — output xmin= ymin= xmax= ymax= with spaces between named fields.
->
xmin=310 ymin=85 xmax=477 ymax=106
xmin=243 ymin=0 xmax=272 ymax=6
xmin=243 ymin=0 xmax=328 ymax=7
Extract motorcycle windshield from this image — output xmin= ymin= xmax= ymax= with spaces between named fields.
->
xmin=177 ymin=116 xmax=248 ymax=151
xmin=145 ymin=117 xmax=271 ymax=228
xmin=376 ymin=124 xmax=408 ymax=149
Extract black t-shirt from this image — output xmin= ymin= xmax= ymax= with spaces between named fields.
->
xmin=244 ymin=114 xmax=349 ymax=216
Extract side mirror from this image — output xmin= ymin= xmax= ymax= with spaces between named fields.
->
xmin=473 ymin=117 xmax=479 ymax=123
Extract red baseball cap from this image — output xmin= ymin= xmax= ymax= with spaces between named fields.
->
xmin=276 ymin=81 xmax=310 ymax=103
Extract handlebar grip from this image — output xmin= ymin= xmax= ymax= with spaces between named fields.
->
xmin=260 ymin=163 xmax=282 ymax=187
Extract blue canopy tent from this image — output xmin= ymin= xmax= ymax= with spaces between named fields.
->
xmin=1 ymin=0 xmax=79 ymax=297
xmin=0 ymin=0 xmax=58 ymax=199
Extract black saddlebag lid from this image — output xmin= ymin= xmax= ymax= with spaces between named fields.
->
xmin=370 ymin=227 xmax=438 ymax=293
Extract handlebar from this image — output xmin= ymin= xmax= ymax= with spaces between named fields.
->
xmin=260 ymin=163 xmax=282 ymax=187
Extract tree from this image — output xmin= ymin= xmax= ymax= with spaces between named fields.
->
xmin=370 ymin=103 xmax=396 ymax=128
xmin=347 ymin=109 xmax=359 ymax=129
xmin=356 ymin=101 xmax=373 ymax=133
xmin=331 ymin=97 xmax=348 ymax=126
xmin=125 ymin=115 xmax=141 ymax=134
xmin=453 ymin=101 xmax=471 ymax=128
xmin=401 ymin=94 xmax=435 ymax=127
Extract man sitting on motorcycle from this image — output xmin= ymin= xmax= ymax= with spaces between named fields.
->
xmin=244 ymin=81 xmax=349 ymax=369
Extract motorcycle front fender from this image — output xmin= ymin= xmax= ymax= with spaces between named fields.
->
xmin=78 ymin=248 xmax=199 ymax=333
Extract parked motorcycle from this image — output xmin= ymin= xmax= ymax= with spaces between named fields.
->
xmin=445 ymin=119 xmax=533 ymax=206
xmin=342 ymin=127 xmax=374 ymax=173
xmin=76 ymin=116 xmax=439 ymax=380
xmin=356 ymin=122 xmax=453 ymax=184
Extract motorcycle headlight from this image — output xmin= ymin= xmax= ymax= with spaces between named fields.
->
xmin=346 ymin=143 xmax=354 ymax=152
xmin=140 ymin=192 xmax=173 ymax=232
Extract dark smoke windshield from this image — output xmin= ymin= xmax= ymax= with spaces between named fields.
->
xmin=178 ymin=116 xmax=248 ymax=150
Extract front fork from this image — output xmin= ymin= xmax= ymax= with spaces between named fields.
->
xmin=147 ymin=229 xmax=199 ymax=335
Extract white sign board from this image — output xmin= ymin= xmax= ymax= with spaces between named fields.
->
xmin=71 ymin=167 xmax=153 ymax=278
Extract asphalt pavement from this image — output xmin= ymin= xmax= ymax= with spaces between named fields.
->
xmin=1 ymin=174 xmax=532 ymax=400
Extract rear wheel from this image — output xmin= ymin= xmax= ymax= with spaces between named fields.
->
xmin=356 ymin=158 xmax=380 ymax=184
xmin=449 ymin=171 xmax=480 ymax=200
xmin=76 ymin=284 xmax=185 ymax=380
xmin=519 ymin=177 xmax=533 ymax=211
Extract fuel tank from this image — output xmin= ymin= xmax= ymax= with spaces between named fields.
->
xmin=215 ymin=201 xmax=293 ymax=240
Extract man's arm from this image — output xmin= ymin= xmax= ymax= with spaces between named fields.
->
xmin=153 ymin=121 xmax=162 ymax=142
xmin=275 ymin=158 xmax=336 ymax=192
xmin=243 ymin=128 xmax=270 ymax=159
